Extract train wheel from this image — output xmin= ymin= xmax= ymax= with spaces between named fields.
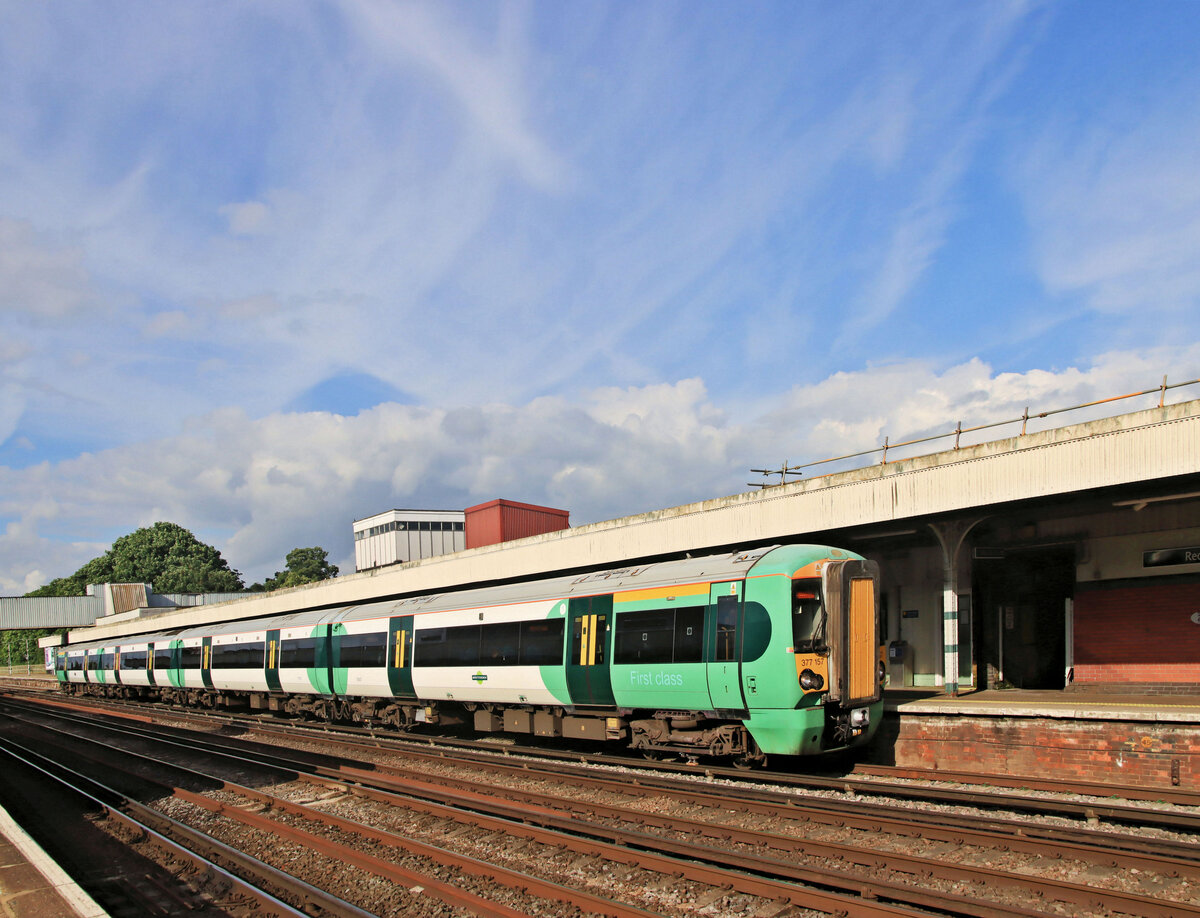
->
xmin=733 ymin=743 xmax=767 ymax=769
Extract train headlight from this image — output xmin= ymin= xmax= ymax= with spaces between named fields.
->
xmin=850 ymin=707 xmax=870 ymax=728
xmin=877 ymin=659 xmax=886 ymax=682
xmin=799 ymin=669 xmax=825 ymax=691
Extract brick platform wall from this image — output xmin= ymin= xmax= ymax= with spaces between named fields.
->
xmin=868 ymin=714 xmax=1200 ymax=790
xmin=1073 ymin=579 xmax=1200 ymax=685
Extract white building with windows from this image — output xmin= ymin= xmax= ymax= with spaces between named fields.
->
xmin=353 ymin=509 xmax=466 ymax=572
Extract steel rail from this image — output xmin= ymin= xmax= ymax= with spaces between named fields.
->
xmin=2 ymin=723 xmax=642 ymax=918
xmin=226 ymin=712 xmax=1200 ymax=841
xmin=11 ymin=708 xmax=925 ymax=918
xmin=14 ymin=701 xmax=1200 ymax=918
xmin=6 ymin=711 xmax=1012 ymax=918
xmin=204 ymin=701 xmax=1200 ymax=828
xmin=299 ymin=757 xmax=1200 ymax=918
xmin=27 ymin=686 xmax=1200 ymax=814
xmin=0 ymin=736 xmax=363 ymax=918
xmin=13 ymin=691 xmax=1199 ymax=860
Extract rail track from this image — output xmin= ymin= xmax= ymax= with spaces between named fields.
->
xmin=3 ymin=690 xmax=1200 ymax=916
xmin=0 ymin=728 xmax=366 ymax=916
xmin=23 ymin=684 xmax=1200 ymax=826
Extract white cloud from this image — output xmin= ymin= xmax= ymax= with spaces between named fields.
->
xmin=756 ymin=346 xmax=1200 ymax=475
xmin=220 ymin=200 xmax=272 ymax=236
xmin=340 ymin=0 xmax=569 ymax=192
xmin=5 ymin=350 xmax=1198 ymax=593
xmin=0 ymin=383 xmax=24 ymax=447
xmin=143 ymin=310 xmax=192 ymax=339
xmin=0 ymin=219 xmax=96 ymax=319
xmin=1017 ymin=91 xmax=1200 ymax=325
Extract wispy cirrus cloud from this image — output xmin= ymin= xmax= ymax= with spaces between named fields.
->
xmin=2 ymin=2 xmax=1199 ymax=595
xmin=1017 ymin=90 xmax=1200 ymax=327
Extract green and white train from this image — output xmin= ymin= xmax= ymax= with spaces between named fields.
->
xmin=55 ymin=544 xmax=884 ymax=763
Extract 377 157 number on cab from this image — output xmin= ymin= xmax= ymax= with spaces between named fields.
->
xmin=55 ymin=544 xmax=885 ymax=764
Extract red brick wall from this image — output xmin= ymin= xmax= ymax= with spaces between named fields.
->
xmin=1073 ymin=579 xmax=1200 ymax=684
xmin=870 ymin=714 xmax=1200 ymax=789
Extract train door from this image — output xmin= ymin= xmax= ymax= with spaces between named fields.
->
xmin=387 ymin=615 xmax=416 ymax=699
xmin=566 ymin=596 xmax=615 ymax=707
xmin=201 ymin=636 xmax=214 ymax=690
xmin=166 ymin=640 xmax=183 ymax=688
xmin=310 ymin=624 xmax=334 ymax=696
xmin=265 ymin=629 xmax=282 ymax=692
xmin=707 ymin=581 xmax=747 ymax=713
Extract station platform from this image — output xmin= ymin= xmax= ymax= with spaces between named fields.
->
xmin=885 ymin=686 xmax=1200 ymax=721
xmin=0 ymin=805 xmax=106 ymax=918
xmin=870 ymin=687 xmax=1200 ymax=790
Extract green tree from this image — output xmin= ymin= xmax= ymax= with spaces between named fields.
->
xmin=23 ymin=522 xmax=243 ymax=596
xmin=104 ymin=522 xmax=243 ymax=593
xmin=0 ymin=628 xmax=64 ymax=669
xmin=250 ymin=547 xmax=339 ymax=592
xmin=25 ymin=577 xmax=87 ymax=598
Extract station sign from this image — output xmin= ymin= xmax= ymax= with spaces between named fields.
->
xmin=1143 ymin=546 xmax=1200 ymax=568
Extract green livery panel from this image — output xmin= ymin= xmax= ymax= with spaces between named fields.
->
xmin=388 ymin=615 xmax=416 ymax=699
xmin=565 ymin=595 xmax=615 ymax=707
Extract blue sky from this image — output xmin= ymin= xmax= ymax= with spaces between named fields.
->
xmin=2 ymin=1 xmax=1198 ymax=591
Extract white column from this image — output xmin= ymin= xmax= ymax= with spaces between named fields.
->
xmin=929 ymin=518 xmax=983 ymax=698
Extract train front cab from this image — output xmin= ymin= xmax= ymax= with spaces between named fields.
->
xmin=741 ymin=551 xmax=884 ymax=756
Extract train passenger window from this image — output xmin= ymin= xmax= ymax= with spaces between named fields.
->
xmin=714 ymin=595 xmax=738 ymax=662
xmin=414 ymin=628 xmax=447 ymax=666
xmin=674 ymin=607 xmax=705 ymax=662
xmin=280 ymin=637 xmax=318 ymax=668
xmin=211 ymin=642 xmax=265 ymax=669
xmin=614 ymin=610 xmax=675 ymax=664
xmin=339 ymin=632 xmax=387 ymax=667
xmin=122 ymin=650 xmax=148 ymax=670
xmin=482 ymin=621 xmax=520 ymax=665
xmin=791 ymin=578 xmax=825 ymax=651
xmin=179 ymin=646 xmax=203 ymax=669
xmin=446 ymin=624 xmax=481 ymax=663
xmin=154 ymin=647 xmax=173 ymax=670
xmin=414 ymin=625 xmax=479 ymax=666
xmin=519 ymin=619 xmax=565 ymax=666
xmin=570 ymin=614 xmax=607 ymax=666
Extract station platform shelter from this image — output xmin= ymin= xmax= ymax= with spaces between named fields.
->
xmin=22 ymin=390 xmax=1200 ymax=793
xmin=45 ymin=394 xmax=1199 ymax=698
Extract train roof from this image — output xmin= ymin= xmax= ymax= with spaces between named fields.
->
xmin=62 ymin=544 xmax=855 ymax=648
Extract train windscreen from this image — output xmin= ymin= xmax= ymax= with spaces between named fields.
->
xmin=791 ymin=579 xmax=826 ymax=651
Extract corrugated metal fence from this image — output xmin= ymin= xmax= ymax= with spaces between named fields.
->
xmin=0 ymin=596 xmax=102 ymax=629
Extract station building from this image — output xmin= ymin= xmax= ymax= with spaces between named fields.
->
xmin=353 ymin=500 xmax=569 ymax=572
xmin=21 ymin=390 xmax=1200 ymax=787
xmin=352 ymin=509 xmax=466 ymax=572
xmin=37 ymin=396 xmax=1199 ymax=699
